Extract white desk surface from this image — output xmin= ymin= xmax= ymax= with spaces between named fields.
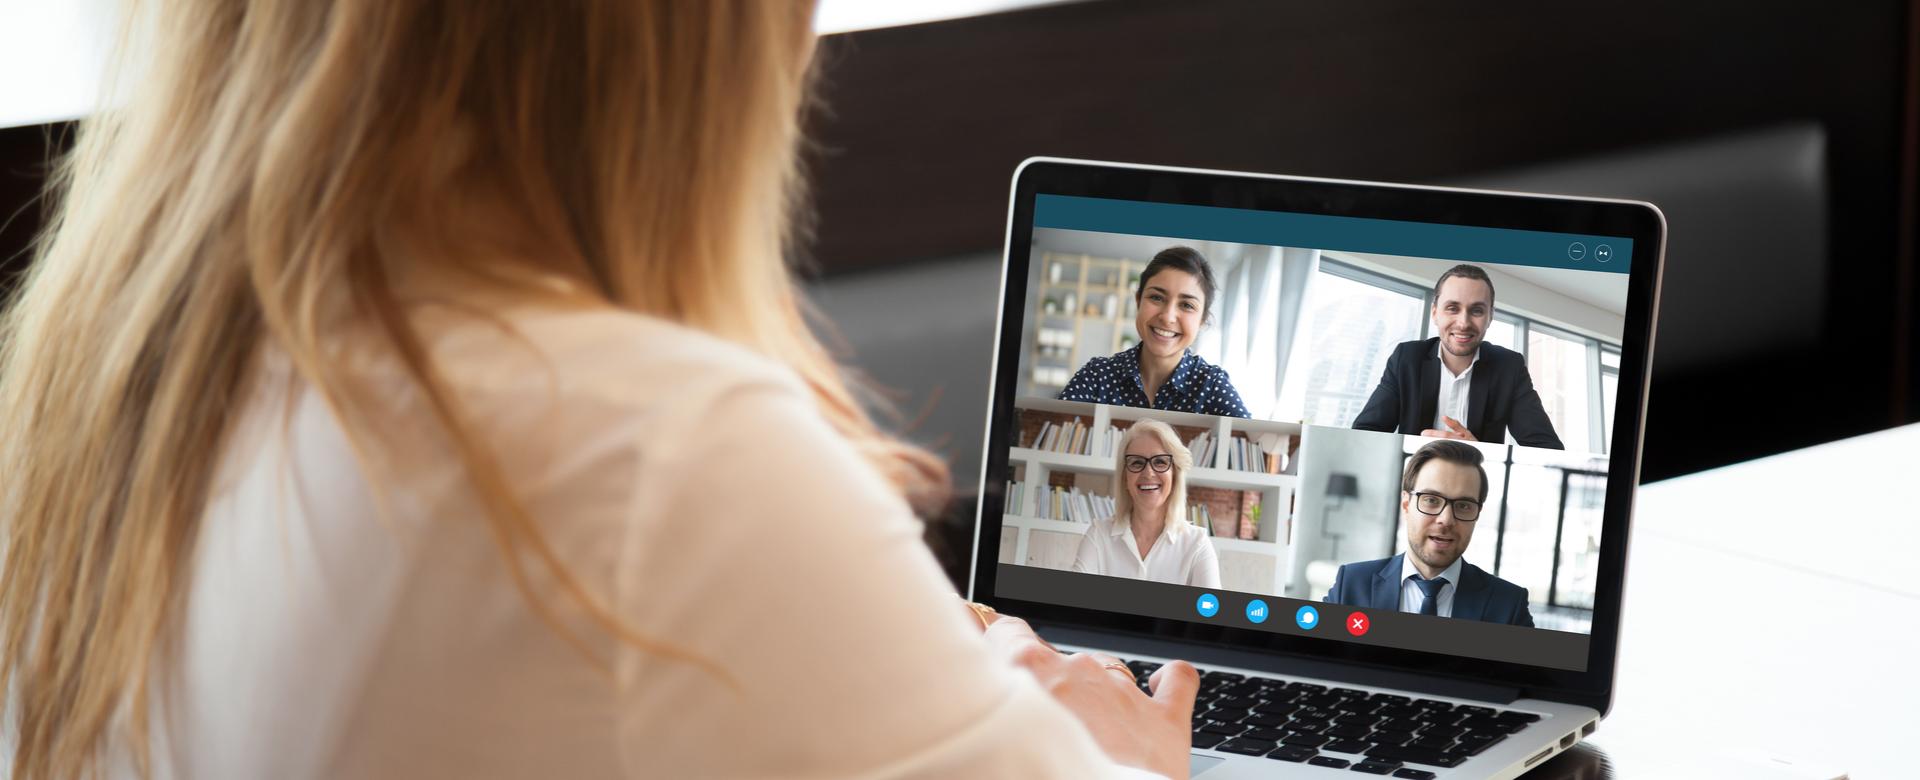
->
xmin=1539 ymin=422 xmax=1919 ymax=779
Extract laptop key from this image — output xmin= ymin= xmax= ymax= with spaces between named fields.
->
xmin=1412 ymin=699 xmax=1451 ymax=710
xmin=1214 ymin=696 xmax=1257 ymax=711
xmin=1375 ymin=718 xmax=1425 ymax=733
xmin=1244 ymin=727 xmax=1287 ymax=742
xmin=1325 ymin=723 xmax=1372 ymax=739
xmin=1299 ymin=694 xmax=1345 ymax=710
xmin=1455 ymin=705 xmax=1495 ymax=717
xmin=1198 ymin=722 xmax=1246 ymax=737
xmin=1493 ymin=710 xmax=1540 ymax=723
xmin=1364 ymin=745 xmax=1467 ymax=768
xmin=1365 ymin=732 xmax=1409 ymax=748
xmin=1352 ymin=761 xmax=1402 ymax=775
xmin=1267 ymin=745 xmax=1317 ymax=762
xmin=1284 ymin=720 xmax=1326 ymax=735
xmin=1216 ymin=737 xmax=1278 ymax=756
xmin=1332 ymin=687 xmax=1369 ymax=698
xmin=1190 ymin=731 xmax=1227 ymax=749
xmin=1392 ymin=770 xmax=1438 ymax=780
xmin=1373 ymin=706 xmax=1421 ymax=722
xmin=1368 ymin=693 xmax=1411 ymax=705
xmin=1253 ymin=702 xmax=1301 ymax=719
xmin=1242 ymin=713 xmax=1288 ymax=728
xmin=1282 ymin=733 xmax=1331 ymax=748
xmin=1207 ymin=708 xmax=1250 ymax=723
xmin=1325 ymin=739 xmax=1371 ymax=754
xmin=1285 ymin=682 xmax=1328 ymax=694
xmin=1308 ymin=756 xmax=1351 ymax=769
xmin=1453 ymin=733 xmax=1506 ymax=756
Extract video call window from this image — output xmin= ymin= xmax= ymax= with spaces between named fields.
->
xmin=1283 ymin=256 xmax=1624 ymax=455
xmin=1005 ymin=223 xmax=1627 ymax=641
xmin=1432 ymin=443 xmax=1607 ymax=632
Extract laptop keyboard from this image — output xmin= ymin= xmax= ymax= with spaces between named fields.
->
xmin=1122 ymin=659 xmax=1541 ymax=777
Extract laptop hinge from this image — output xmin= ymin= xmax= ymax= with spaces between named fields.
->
xmin=1035 ymin=624 xmax=1527 ymax=705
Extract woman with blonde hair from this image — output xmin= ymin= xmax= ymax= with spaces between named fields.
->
xmin=1071 ymin=420 xmax=1222 ymax=588
xmin=0 ymin=2 xmax=1198 ymax=777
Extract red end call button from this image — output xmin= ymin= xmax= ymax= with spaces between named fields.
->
xmin=1346 ymin=612 xmax=1370 ymax=637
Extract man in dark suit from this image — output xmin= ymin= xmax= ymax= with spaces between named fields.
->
xmin=1350 ymin=264 xmax=1563 ymax=449
xmin=1324 ymin=440 xmax=1535 ymax=627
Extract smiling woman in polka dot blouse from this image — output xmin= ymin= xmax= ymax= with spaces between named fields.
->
xmin=1057 ymin=246 xmax=1250 ymax=418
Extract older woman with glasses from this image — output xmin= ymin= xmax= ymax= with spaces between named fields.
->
xmin=1071 ymin=419 xmax=1222 ymax=588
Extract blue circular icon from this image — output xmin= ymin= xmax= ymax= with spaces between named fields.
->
xmin=1295 ymin=605 xmax=1320 ymax=630
xmin=1245 ymin=599 xmax=1270 ymax=624
xmin=1195 ymin=593 xmax=1220 ymax=618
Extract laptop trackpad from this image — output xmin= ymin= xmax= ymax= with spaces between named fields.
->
xmin=1190 ymin=753 xmax=1227 ymax=776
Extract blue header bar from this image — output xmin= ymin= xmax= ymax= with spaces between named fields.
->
xmin=1034 ymin=194 xmax=1632 ymax=274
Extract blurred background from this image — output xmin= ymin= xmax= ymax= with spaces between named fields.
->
xmin=4 ymin=1 xmax=1917 ymax=586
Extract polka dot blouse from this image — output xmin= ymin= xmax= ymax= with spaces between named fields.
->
xmin=1057 ymin=343 xmax=1251 ymax=418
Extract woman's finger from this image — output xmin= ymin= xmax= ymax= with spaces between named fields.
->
xmin=1146 ymin=660 xmax=1200 ymax=712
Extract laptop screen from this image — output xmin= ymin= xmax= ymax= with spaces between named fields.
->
xmin=986 ymin=185 xmax=1646 ymax=675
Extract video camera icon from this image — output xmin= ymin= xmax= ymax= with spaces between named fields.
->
xmin=1196 ymin=593 xmax=1220 ymax=618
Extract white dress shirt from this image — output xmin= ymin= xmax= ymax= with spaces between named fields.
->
xmin=1071 ymin=514 xmax=1222 ymax=588
xmin=1398 ymin=554 xmax=1465 ymax=617
xmin=1431 ymin=343 xmax=1479 ymax=432
xmin=118 ymin=303 xmax=1159 ymax=779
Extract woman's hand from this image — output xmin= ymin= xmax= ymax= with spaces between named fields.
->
xmin=982 ymin=614 xmax=1199 ymax=780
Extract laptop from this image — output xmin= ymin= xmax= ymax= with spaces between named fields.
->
xmin=967 ymin=158 xmax=1665 ymax=779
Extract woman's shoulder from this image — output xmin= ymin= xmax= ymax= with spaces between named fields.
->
xmin=423 ymin=304 xmax=805 ymax=409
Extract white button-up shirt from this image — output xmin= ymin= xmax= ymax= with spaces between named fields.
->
xmin=1399 ymin=554 xmax=1466 ymax=617
xmin=135 ymin=302 xmax=1159 ymax=779
xmin=1071 ymin=514 xmax=1222 ymax=588
xmin=1431 ymin=343 xmax=1480 ymax=433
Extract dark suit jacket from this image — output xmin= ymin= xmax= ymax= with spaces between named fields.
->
xmin=1322 ymin=553 xmax=1535 ymax=627
xmin=1350 ymin=338 xmax=1563 ymax=449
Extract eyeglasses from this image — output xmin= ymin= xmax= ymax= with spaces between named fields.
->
xmin=1409 ymin=491 xmax=1482 ymax=521
xmin=1124 ymin=454 xmax=1174 ymax=473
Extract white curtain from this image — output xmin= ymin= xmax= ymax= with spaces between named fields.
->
xmin=1198 ymin=246 xmax=1318 ymax=418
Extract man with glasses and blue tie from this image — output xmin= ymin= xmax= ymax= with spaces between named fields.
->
xmin=1323 ymin=440 xmax=1535 ymax=627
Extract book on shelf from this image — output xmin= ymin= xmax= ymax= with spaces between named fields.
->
xmin=1187 ymin=432 xmax=1214 ymax=469
xmin=1017 ymin=482 xmax=1114 ymax=524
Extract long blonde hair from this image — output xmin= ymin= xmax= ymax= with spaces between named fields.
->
xmin=1110 ymin=419 xmax=1195 ymax=527
xmin=0 ymin=2 xmax=946 ymax=777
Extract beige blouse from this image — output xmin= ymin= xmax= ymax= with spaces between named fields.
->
xmin=126 ymin=304 xmax=1160 ymax=778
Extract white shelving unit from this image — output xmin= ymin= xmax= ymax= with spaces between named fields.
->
xmin=1001 ymin=398 xmax=1301 ymax=596
xmin=1026 ymin=252 xmax=1146 ymax=395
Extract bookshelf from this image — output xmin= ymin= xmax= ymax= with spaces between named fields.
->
xmin=1027 ymin=252 xmax=1148 ymax=396
xmin=1000 ymin=398 xmax=1301 ymax=596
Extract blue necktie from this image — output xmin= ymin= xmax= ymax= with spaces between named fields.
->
xmin=1413 ymin=576 xmax=1449 ymax=616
